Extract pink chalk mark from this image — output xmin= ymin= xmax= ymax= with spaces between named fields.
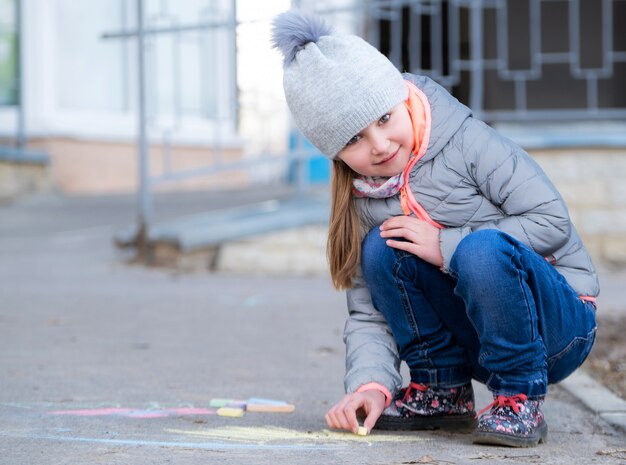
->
xmin=125 ymin=408 xmax=217 ymax=418
xmin=48 ymin=408 xmax=135 ymax=416
xmin=48 ymin=407 xmax=218 ymax=418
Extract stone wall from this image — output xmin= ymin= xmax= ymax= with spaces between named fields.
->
xmin=0 ymin=160 xmax=51 ymax=202
xmin=532 ymin=148 xmax=626 ymax=268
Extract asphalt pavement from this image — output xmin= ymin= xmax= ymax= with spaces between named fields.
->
xmin=0 ymin=192 xmax=625 ymax=465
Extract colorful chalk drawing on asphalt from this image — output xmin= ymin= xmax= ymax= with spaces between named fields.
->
xmin=0 ymin=430 xmax=341 ymax=451
xmin=167 ymin=426 xmax=424 ymax=445
xmin=46 ymin=398 xmax=295 ymax=418
xmin=47 ymin=407 xmax=218 ymax=418
xmin=2 ymin=403 xmax=426 ymax=451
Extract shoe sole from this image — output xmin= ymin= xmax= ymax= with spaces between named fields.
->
xmin=472 ymin=421 xmax=548 ymax=447
xmin=374 ymin=413 xmax=477 ymax=432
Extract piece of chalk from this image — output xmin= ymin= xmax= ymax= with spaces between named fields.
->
xmin=216 ymin=407 xmax=244 ymax=417
xmin=357 ymin=426 xmax=368 ymax=436
xmin=209 ymin=398 xmax=246 ymax=408
xmin=246 ymin=403 xmax=295 ymax=413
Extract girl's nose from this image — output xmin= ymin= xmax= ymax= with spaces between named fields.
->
xmin=370 ymin=129 xmax=389 ymax=155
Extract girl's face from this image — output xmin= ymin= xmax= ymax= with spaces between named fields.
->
xmin=336 ymin=102 xmax=414 ymax=177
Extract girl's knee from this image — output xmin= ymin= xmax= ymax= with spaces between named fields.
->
xmin=361 ymin=226 xmax=393 ymax=280
xmin=451 ymin=230 xmax=512 ymax=273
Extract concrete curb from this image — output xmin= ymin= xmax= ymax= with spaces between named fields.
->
xmin=216 ymin=226 xmax=329 ymax=276
xmin=560 ymin=369 xmax=626 ymax=434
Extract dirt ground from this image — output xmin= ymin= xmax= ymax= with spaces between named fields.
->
xmin=582 ymin=315 xmax=626 ymax=400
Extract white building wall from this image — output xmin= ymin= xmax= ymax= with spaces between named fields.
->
xmin=2 ymin=0 xmax=240 ymax=145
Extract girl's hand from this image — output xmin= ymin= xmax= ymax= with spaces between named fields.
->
xmin=380 ymin=216 xmax=443 ymax=267
xmin=325 ymin=390 xmax=386 ymax=434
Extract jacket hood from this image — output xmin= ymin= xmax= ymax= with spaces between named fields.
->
xmin=402 ymin=73 xmax=472 ymax=162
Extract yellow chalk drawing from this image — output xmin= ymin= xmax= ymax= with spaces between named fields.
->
xmin=167 ymin=426 xmax=425 ymax=445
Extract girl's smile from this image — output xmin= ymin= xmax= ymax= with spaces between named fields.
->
xmin=375 ymin=148 xmax=399 ymax=165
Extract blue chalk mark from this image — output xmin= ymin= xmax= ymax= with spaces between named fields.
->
xmin=0 ymin=432 xmax=342 ymax=451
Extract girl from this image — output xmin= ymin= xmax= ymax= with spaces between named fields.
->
xmin=271 ymin=10 xmax=598 ymax=447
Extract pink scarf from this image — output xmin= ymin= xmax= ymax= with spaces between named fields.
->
xmin=399 ymin=81 xmax=444 ymax=229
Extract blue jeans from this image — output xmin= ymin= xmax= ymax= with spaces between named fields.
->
xmin=361 ymin=228 xmax=597 ymax=399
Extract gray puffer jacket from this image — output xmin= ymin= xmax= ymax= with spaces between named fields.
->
xmin=343 ymin=73 xmax=599 ymax=397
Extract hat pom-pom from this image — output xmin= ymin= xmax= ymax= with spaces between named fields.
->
xmin=271 ymin=10 xmax=332 ymax=65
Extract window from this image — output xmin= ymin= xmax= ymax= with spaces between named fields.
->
xmin=4 ymin=0 xmax=238 ymax=143
xmin=0 ymin=0 xmax=18 ymax=106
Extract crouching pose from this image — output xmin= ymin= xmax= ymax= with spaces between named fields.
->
xmin=272 ymin=10 xmax=598 ymax=447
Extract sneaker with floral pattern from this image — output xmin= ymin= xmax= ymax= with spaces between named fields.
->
xmin=473 ymin=394 xmax=547 ymax=447
xmin=374 ymin=382 xmax=476 ymax=431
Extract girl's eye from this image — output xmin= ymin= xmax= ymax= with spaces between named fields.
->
xmin=379 ymin=113 xmax=391 ymax=125
xmin=345 ymin=134 xmax=361 ymax=146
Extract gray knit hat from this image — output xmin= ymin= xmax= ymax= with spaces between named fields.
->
xmin=271 ymin=10 xmax=408 ymax=159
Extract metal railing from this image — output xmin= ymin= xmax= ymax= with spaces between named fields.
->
xmin=101 ymin=0 xmax=241 ymax=241
xmin=103 ymin=0 xmax=328 ymax=254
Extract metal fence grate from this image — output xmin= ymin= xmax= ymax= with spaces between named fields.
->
xmin=359 ymin=0 xmax=626 ymax=122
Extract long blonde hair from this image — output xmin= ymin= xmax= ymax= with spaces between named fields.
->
xmin=327 ymin=159 xmax=362 ymax=290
